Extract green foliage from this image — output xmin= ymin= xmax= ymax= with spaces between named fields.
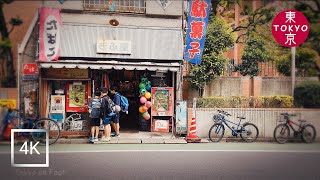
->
xmin=234 ymin=38 xmax=269 ymax=77
xmin=197 ymin=96 xmax=293 ymax=108
xmin=295 ymin=1 xmax=320 ymax=54
xmin=233 ymin=7 xmax=274 ymax=43
xmin=276 ymin=47 xmax=319 ymax=77
xmin=0 ymin=38 xmax=12 ymax=49
xmin=294 ymin=81 xmax=320 ymax=108
xmin=275 ymin=56 xmax=290 ymax=76
xmin=189 ymin=16 xmax=235 ymax=94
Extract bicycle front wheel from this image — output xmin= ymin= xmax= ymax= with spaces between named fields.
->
xmin=240 ymin=123 xmax=259 ymax=142
xmin=208 ymin=123 xmax=225 ymax=142
xmin=274 ymin=124 xmax=290 ymax=144
xmin=32 ymin=118 xmax=60 ymax=145
xmin=302 ymin=124 xmax=316 ymax=143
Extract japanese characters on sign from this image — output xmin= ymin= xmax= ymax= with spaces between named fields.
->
xmin=272 ymin=9 xmax=309 ymax=47
xmin=22 ymin=63 xmax=39 ymax=80
xmin=96 ymin=40 xmax=132 ymax=54
xmin=184 ymin=0 xmax=211 ymax=65
xmin=39 ymin=7 xmax=62 ymax=61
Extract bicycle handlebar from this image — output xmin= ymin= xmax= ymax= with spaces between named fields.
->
xmin=280 ymin=113 xmax=297 ymax=116
xmin=217 ymin=110 xmax=232 ymax=116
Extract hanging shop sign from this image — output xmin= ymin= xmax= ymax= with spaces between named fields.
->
xmin=42 ymin=68 xmax=88 ymax=79
xmin=97 ymin=40 xmax=131 ymax=54
xmin=22 ymin=63 xmax=39 ymax=80
xmin=39 ymin=7 xmax=62 ymax=61
xmin=184 ymin=0 xmax=211 ymax=65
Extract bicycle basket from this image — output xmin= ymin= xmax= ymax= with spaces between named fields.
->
xmin=213 ymin=114 xmax=223 ymax=123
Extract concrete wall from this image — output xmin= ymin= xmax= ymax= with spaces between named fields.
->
xmin=260 ymin=77 xmax=318 ymax=96
xmin=203 ymin=77 xmax=249 ymax=97
xmin=193 ymin=108 xmax=320 ymax=140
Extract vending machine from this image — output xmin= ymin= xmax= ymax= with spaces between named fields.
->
xmin=151 ymin=87 xmax=174 ymax=132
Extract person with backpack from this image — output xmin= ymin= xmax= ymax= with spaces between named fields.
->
xmin=109 ymin=85 xmax=129 ymax=138
xmin=100 ymin=88 xmax=115 ymax=142
xmin=88 ymin=91 xmax=102 ymax=142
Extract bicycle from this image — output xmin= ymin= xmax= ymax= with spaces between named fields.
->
xmin=1 ymin=107 xmax=61 ymax=145
xmin=273 ymin=113 xmax=316 ymax=144
xmin=208 ymin=110 xmax=259 ymax=142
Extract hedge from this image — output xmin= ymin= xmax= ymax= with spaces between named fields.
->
xmin=294 ymin=81 xmax=320 ymax=108
xmin=197 ymin=96 xmax=293 ymax=108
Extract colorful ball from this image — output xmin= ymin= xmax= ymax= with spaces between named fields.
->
xmin=140 ymin=96 xmax=147 ymax=104
xmin=142 ymin=112 xmax=151 ymax=120
xmin=141 ymin=77 xmax=148 ymax=83
xmin=145 ymin=92 xmax=151 ymax=100
xmin=142 ymin=106 xmax=148 ymax=112
xmin=145 ymin=81 xmax=151 ymax=85
xmin=139 ymin=106 xmax=147 ymax=113
xmin=146 ymin=101 xmax=152 ymax=108
xmin=139 ymin=82 xmax=146 ymax=89
xmin=146 ymin=84 xmax=151 ymax=91
xmin=139 ymin=88 xmax=146 ymax=95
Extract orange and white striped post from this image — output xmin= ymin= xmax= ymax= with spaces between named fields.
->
xmin=186 ymin=98 xmax=201 ymax=143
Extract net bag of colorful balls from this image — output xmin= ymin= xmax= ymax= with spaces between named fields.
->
xmin=139 ymin=77 xmax=152 ymax=120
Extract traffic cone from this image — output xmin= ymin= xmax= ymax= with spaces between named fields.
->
xmin=186 ymin=117 xmax=201 ymax=143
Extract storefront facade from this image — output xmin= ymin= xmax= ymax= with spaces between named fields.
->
xmin=19 ymin=1 xmax=185 ymax=137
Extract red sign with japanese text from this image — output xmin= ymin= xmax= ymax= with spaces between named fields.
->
xmin=39 ymin=7 xmax=62 ymax=61
xmin=23 ymin=63 xmax=38 ymax=75
xmin=272 ymin=10 xmax=309 ymax=47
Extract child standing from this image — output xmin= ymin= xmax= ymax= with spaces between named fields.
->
xmin=88 ymin=91 xmax=102 ymax=142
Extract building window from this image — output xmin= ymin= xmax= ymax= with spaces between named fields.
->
xmin=84 ymin=0 xmax=146 ymax=14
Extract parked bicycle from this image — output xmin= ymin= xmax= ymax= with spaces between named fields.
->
xmin=273 ymin=113 xmax=316 ymax=144
xmin=1 ymin=107 xmax=60 ymax=145
xmin=209 ymin=110 xmax=259 ymax=142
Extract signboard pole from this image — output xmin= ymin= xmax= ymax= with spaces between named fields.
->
xmin=291 ymin=47 xmax=296 ymax=96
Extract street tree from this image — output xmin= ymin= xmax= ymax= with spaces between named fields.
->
xmin=294 ymin=0 xmax=320 ymax=79
xmin=0 ymin=0 xmax=22 ymax=87
xmin=234 ymin=38 xmax=269 ymax=77
xmin=276 ymin=47 xmax=319 ymax=77
xmin=189 ymin=16 xmax=234 ymax=97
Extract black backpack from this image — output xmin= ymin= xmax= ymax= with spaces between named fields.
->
xmin=103 ymin=96 xmax=115 ymax=116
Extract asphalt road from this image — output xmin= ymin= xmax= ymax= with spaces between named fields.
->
xmin=0 ymin=143 xmax=320 ymax=180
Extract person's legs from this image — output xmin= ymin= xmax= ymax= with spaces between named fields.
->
xmin=115 ymin=123 xmax=120 ymax=135
xmin=111 ymin=114 xmax=120 ymax=137
xmin=110 ymin=121 xmax=116 ymax=133
xmin=95 ymin=126 xmax=99 ymax=139
xmin=90 ymin=126 xmax=95 ymax=141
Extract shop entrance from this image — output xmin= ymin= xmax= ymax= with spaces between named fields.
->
xmin=92 ymin=69 xmax=173 ymax=132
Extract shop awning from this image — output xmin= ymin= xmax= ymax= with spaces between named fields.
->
xmin=39 ymin=60 xmax=181 ymax=72
xmin=58 ymin=23 xmax=183 ymax=61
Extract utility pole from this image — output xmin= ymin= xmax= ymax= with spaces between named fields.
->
xmin=291 ymin=47 xmax=296 ymax=96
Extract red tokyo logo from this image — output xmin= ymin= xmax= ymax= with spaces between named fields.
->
xmin=272 ymin=9 xmax=309 ymax=47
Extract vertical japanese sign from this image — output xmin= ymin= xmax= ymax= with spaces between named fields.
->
xmin=184 ymin=0 xmax=211 ymax=65
xmin=39 ymin=7 xmax=62 ymax=62
xmin=272 ymin=10 xmax=309 ymax=47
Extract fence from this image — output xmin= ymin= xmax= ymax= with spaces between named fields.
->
xmin=191 ymin=108 xmax=320 ymax=140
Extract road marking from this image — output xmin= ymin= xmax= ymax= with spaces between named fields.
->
xmin=1 ymin=149 xmax=320 ymax=154
xmin=49 ymin=149 xmax=320 ymax=154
